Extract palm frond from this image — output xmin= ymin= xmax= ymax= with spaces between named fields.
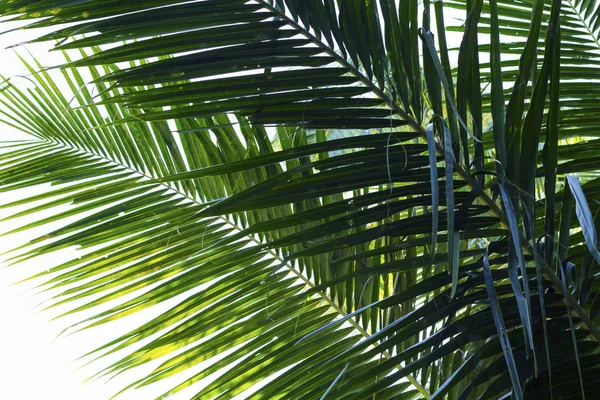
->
xmin=0 ymin=52 xmax=366 ymax=399
xmin=2 ymin=1 xmax=600 ymax=399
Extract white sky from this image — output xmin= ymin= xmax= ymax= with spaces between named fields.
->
xmin=0 ymin=22 xmax=102 ymax=396
xmin=0 ymin=65 xmax=119 ymax=400
xmin=0 ymin=22 xmax=196 ymax=400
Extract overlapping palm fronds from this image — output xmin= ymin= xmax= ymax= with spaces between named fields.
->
xmin=1 ymin=0 xmax=600 ymax=399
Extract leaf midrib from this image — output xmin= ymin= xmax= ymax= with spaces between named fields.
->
xmin=27 ymin=133 xmax=421 ymax=393
xmin=566 ymin=0 xmax=600 ymax=53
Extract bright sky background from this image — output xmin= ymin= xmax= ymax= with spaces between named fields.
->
xmin=0 ymin=21 xmax=196 ymax=400
xmin=0 ymin=34 xmax=142 ymax=400
xmin=0 ymin=49 xmax=119 ymax=400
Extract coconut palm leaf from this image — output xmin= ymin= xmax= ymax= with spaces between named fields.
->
xmin=2 ymin=0 xmax=600 ymax=399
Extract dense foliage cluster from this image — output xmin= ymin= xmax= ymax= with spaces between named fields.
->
xmin=2 ymin=0 xmax=600 ymax=398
